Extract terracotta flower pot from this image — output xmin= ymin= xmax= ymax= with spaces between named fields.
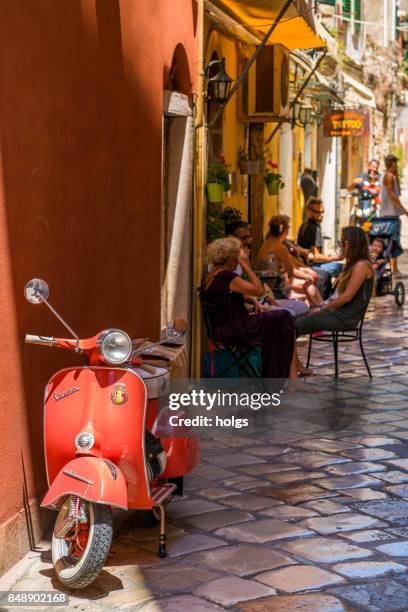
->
xmin=238 ymin=159 xmax=264 ymax=175
xmin=206 ymin=183 xmax=225 ymax=202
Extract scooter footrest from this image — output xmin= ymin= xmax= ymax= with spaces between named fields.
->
xmin=151 ymin=483 xmax=177 ymax=506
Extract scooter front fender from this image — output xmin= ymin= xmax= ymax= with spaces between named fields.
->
xmin=41 ymin=457 xmax=127 ymax=510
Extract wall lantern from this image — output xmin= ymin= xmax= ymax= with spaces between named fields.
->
xmin=205 ymin=58 xmax=234 ymax=105
xmin=299 ymin=102 xmax=313 ymax=126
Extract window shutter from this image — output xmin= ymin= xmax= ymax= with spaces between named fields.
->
xmin=354 ymin=0 xmax=361 ymax=32
xmin=342 ymin=0 xmax=351 ymax=15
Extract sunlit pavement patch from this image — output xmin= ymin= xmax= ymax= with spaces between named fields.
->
xmin=332 ymin=561 xmax=406 ymax=578
xmin=278 ymin=537 xmax=373 ymax=563
xmin=254 ymin=565 xmax=345 ymax=592
xmin=341 ymin=487 xmax=388 ymax=501
xmin=299 ymin=513 xmax=386 ymax=535
xmin=375 ymin=541 xmax=408 ymax=557
xmin=342 ymin=529 xmax=396 ymax=543
xmin=214 ymin=519 xmax=314 ymax=543
xmin=238 ymin=594 xmax=347 ymax=611
xmin=329 ymin=580 xmax=408 ymax=612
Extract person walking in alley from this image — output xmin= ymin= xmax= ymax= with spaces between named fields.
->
xmin=380 ymin=154 xmax=408 ymax=277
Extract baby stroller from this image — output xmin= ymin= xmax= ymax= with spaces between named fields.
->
xmin=369 ymin=218 xmax=405 ymax=308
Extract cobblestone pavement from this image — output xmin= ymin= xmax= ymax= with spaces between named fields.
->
xmin=3 ymin=247 xmax=408 ymax=611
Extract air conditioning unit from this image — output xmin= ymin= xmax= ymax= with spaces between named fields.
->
xmin=247 ymin=44 xmax=290 ymax=120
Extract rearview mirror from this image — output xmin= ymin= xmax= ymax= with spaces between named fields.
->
xmin=165 ymin=327 xmax=185 ymax=339
xmin=24 ymin=278 xmax=49 ymax=304
xmin=165 ymin=317 xmax=186 ymax=341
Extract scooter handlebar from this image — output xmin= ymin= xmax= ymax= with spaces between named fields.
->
xmin=25 ymin=334 xmax=56 ymax=346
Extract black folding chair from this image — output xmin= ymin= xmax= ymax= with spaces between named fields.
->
xmin=198 ymin=289 xmax=261 ymax=378
xmin=306 ymin=310 xmax=372 ymax=379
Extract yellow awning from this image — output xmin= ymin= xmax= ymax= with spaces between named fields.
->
xmin=210 ymin=0 xmax=326 ymax=50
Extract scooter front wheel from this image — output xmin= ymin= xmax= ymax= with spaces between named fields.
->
xmin=52 ymin=496 xmax=112 ymax=589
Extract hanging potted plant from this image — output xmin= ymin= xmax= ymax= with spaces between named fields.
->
xmin=238 ymin=147 xmax=264 ymax=175
xmin=264 ymin=161 xmax=285 ymax=196
xmin=206 ymin=156 xmax=231 ymax=203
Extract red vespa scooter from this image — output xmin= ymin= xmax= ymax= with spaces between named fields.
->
xmin=24 ymin=279 xmax=199 ymax=589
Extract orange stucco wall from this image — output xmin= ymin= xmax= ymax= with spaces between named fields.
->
xmin=0 ymin=0 xmax=197 ymax=568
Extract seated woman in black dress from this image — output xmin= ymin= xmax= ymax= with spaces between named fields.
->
xmin=296 ymin=226 xmax=374 ymax=336
xmin=201 ymin=236 xmax=297 ymax=379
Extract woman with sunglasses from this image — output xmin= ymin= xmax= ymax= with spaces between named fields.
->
xmin=295 ymin=226 xmax=374 ymax=336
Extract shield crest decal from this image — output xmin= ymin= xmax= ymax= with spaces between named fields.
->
xmin=111 ymin=383 xmax=128 ymax=405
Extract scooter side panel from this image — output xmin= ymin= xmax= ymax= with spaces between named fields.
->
xmin=161 ymin=437 xmax=200 ymax=478
xmin=44 ymin=367 xmax=152 ymax=508
xmin=146 ymin=402 xmax=200 ymax=478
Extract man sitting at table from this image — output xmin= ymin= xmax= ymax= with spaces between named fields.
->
xmin=297 ymin=197 xmax=343 ymax=279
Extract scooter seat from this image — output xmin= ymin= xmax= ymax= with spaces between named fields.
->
xmin=132 ymin=365 xmax=170 ymax=399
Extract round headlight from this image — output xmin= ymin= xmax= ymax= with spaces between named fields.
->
xmin=75 ymin=432 xmax=94 ymax=451
xmin=97 ymin=329 xmax=132 ymax=364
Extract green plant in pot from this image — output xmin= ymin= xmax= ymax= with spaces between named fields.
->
xmin=264 ymin=161 xmax=285 ymax=195
xmin=206 ymin=156 xmax=231 ymax=202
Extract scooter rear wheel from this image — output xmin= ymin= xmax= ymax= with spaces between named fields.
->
xmin=52 ymin=496 xmax=112 ymax=589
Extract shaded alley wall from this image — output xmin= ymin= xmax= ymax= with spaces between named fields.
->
xmin=0 ymin=0 xmax=197 ymax=573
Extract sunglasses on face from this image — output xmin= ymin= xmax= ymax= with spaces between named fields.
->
xmin=337 ymin=240 xmax=349 ymax=247
xmin=310 ymin=208 xmax=324 ymax=214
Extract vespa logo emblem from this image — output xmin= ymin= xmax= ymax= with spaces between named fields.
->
xmin=111 ymin=383 xmax=128 ymax=405
xmin=54 ymin=387 xmax=80 ymax=401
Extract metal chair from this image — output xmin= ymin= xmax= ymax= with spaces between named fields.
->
xmin=306 ymin=313 xmax=372 ymax=379
xmin=198 ymin=289 xmax=261 ymax=378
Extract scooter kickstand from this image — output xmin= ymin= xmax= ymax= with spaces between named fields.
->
xmin=158 ymin=504 xmax=167 ymax=558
